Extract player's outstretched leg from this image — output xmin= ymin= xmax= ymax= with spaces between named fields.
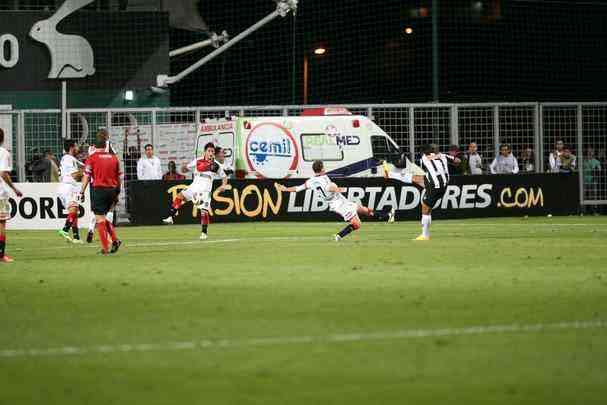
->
xmin=357 ymin=206 xmax=395 ymax=223
xmin=335 ymin=217 xmax=361 ymax=241
xmin=163 ymin=194 xmax=185 ymax=224
xmin=200 ymin=210 xmax=210 ymax=240
xmin=415 ymin=202 xmax=431 ymax=241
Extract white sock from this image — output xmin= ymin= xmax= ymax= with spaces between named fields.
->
xmin=88 ymin=215 xmax=96 ymax=232
xmin=421 ymin=214 xmax=432 ymax=238
xmin=106 ymin=211 xmax=114 ymax=224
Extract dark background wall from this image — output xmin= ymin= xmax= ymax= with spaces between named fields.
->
xmin=169 ymin=0 xmax=607 ymax=106
xmin=0 ymin=10 xmax=169 ymax=108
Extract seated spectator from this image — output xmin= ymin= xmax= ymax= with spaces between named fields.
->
xmin=519 ymin=147 xmax=535 ymax=173
xmin=559 ymin=147 xmax=577 ymax=173
xmin=163 ymin=161 xmax=185 ymax=181
xmin=549 ymin=139 xmax=565 ymax=173
xmin=467 ymin=142 xmax=483 ymax=175
xmin=447 ymin=144 xmax=467 ymax=175
xmin=490 ymin=144 xmax=519 ymax=174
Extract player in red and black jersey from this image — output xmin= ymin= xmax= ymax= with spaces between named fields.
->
xmin=163 ymin=142 xmax=227 ymax=240
xmin=81 ymin=131 xmax=122 ymax=255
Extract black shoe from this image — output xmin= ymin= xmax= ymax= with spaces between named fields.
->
xmin=110 ymin=240 xmax=122 ymax=254
xmin=86 ymin=231 xmax=94 ymax=243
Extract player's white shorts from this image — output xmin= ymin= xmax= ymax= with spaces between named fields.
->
xmin=0 ymin=197 xmax=10 ymax=221
xmin=182 ymin=184 xmax=212 ymax=211
xmin=57 ymin=183 xmax=82 ymax=209
xmin=330 ymin=199 xmax=358 ymax=222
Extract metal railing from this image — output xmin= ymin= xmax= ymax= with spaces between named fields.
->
xmin=1 ymin=102 xmax=605 ymax=219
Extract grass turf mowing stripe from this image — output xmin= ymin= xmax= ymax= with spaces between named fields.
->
xmin=1 ymin=319 xmax=604 ymax=359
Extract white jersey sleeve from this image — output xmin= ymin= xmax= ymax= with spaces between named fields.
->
xmin=294 ymin=180 xmax=309 ymax=193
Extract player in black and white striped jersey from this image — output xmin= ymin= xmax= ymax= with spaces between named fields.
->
xmin=416 ymin=143 xmax=459 ymax=241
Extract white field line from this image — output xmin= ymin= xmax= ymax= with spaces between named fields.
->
xmin=12 ymin=236 xmax=330 ymax=252
xmin=0 ymin=320 xmax=605 ymax=359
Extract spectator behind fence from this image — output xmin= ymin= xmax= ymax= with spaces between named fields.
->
xmin=27 ymin=150 xmax=51 ymax=182
xmin=163 ymin=161 xmax=185 ymax=181
xmin=123 ymin=129 xmax=141 ymax=219
xmin=583 ymin=148 xmax=601 ymax=214
xmin=549 ymin=139 xmax=565 ymax=173
xmin=467 ymin=142 xmax=483 ymax=175
xmin=558 ymin=147 xmax=577 ymax=173
xmin=46 ymin=151 xmax=60 ymax=182
xmin=448 ymin=144 xmax=467 ymax=175
xmin=137 ymin=144 xmax=163 ymax=180
xmin=520 ymin=146 xmax=535 ymax=173
xmin=490 ymin=144 xmax=519 ymax=174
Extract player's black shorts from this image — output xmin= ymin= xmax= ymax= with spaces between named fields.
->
xmin=91 ymin=187 xmax=119 ymax=215
xmin=422 ymin=179 xmax=447 ymax=208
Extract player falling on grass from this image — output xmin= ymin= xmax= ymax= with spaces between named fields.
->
xmin=80 ymin=131 xmax=122 ymax=255
xmin=388 ymin=144 xmax=458 ymax=241
xmin=57 ymin=140 xmax=85 ymax=244
xmin=162 ymin=142 xmax=228 ymax=240
xmin=276 ymin=160 xmax=394 ymax=241
xmin=0 ymin=128 xmax=22 ymax=263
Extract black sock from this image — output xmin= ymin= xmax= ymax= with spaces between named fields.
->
xmin=202 ymin=224 xmax=208 ymax=234
xmin=338 ymin=224 xmax=356 ymax=238
xmin=72 ymin=226 xmax=80 ymax=240
xmin=0 ymin=239 xmax=5 ymax=258
xmin=62 ymin=220 xmax=72 ymax=232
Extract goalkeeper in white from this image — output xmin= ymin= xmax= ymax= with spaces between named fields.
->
xmin=276 ymin=160 xmax=394 ymax=241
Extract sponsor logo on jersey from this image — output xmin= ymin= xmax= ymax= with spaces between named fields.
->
xmin=245 ymin=123 xmax=299 ymax=178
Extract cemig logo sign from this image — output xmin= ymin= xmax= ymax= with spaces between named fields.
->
xmin=246 ymin=123 xmax=299 ymax=178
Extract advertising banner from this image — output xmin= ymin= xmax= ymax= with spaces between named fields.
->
xmin=6 ymin=183 xmax=93 ymax=230
xmin=128 ymin=174 xmax=579 ymax=225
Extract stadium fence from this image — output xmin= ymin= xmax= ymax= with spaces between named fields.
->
xmin=1 ymin=102 xmax=606 ymax=220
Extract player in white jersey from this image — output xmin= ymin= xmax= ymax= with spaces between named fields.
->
xmin=0 ymin=128 xmax=23 ymax=263
xmin=57 ymin=140 xmax=85 ymax=243
xmin=162 ymin=142 xmax=228 ymax=240
xmin=276 ymin=160 xmax=394 ymax=241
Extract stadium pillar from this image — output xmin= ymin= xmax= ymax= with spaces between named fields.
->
xmin=577 ymin=104 xmax=584 ymax=208
xmin=432 ymin=0 xmax=439 ymax=102
xmin=61 ymin=81 xmax=67 ymax=139
xmin=303 ymin=54 xmax=309 ymax=105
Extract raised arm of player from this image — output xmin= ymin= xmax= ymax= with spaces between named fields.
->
xmin=441 ymin=153 xmax=462 ymax=165
xmin=275 ymin=182 xmax=307 ymax=193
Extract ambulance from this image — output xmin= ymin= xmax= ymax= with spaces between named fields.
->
xmin=196 ymin=107 xmax=421 ymax=179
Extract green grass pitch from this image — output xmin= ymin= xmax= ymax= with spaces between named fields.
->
xmin=1 ymin=217 xmax=606 ymax=404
